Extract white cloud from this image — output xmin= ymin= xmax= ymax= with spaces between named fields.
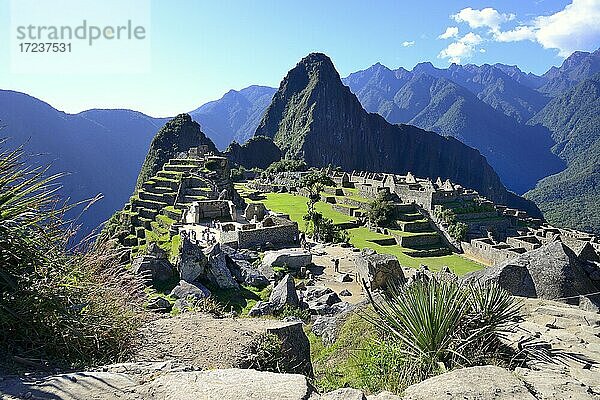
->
xmin=438 ymin=32 xmax=483 ymax=64
xmin=491 ymin=0 xmax=600 ymax=57
xmin=494 ymin=26 xmax=536 ymax=42
xmin=402 ymin=41 xmax=415 ymax=47
xmin=438 ymin=26 xmax=459 ymax=39
xmin=452 ymin=7 xmax=515 ymax=31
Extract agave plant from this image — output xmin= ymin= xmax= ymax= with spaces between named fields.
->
xmin=364 ymin=277 xmax=521 ymax=376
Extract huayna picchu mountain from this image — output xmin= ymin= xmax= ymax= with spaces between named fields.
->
xmin=136 ymin=114 xmax=218 ymax=189
xmin=255 ymin=53 xmax=540 ymax=215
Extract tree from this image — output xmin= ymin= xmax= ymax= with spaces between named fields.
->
xmin=367 ymin=190 xmax=395 ymax=227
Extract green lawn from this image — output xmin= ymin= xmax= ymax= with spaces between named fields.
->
xmin=347 ymin=227 xmax=482 ymax=275
xmin=256 ymin=192 xmax=355 ymax=230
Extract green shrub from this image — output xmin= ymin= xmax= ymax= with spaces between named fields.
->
xmin=367 ymin=191 xmax=395 ymax=227
xmin=263 ymin=159 xmax=308 ymax=176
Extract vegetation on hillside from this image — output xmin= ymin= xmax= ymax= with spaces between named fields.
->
xmin=0 ymin=143 xmax=147 ymax=370
xmin=526 ymin=73 xmax=600 ymax=234
xmin=311 ymin=279 xmax=521 ymax=394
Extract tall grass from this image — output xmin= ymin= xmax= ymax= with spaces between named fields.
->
xmin=0 ymin=142 xmax=147 ymax=369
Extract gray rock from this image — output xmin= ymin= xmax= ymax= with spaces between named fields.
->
xmin=170 ymin=280 xmax=211 ymax=300
xmin=262 ymin=249 xmax=312 ymax=271
xmin=355 ymin=249 xmax=405 ymax=290
xmin=227 ymin=258 xmax=269 ymax=287
xmin=0 ymin=366 xmax=317 ymax=400
xmin=310 ymin=292 xmax=341 ymax=307
xmin=204 ymin=243 xmax=239 ymax=290
xmin=336 ymin=273 xmax=353 ymax=282
xmin=173 ymin=298 xmax=191 ymax=312
xmin=248 ymin=301 xmax=277 ymax=317
xmin=403 ymin=366 xmax=536 ymax=400
xmin=270 ymin=274 xmax=300 ymax=310
xmin=367 ymin=392 xmax=402 ymax=400
xmin=464 ymin=242 xmax=600 ymax=304
xmin=339 ymin=289 xmax=352 ymax=296
xmin=322 ymin=388 xmax=366 ymax=400
xmin=579 ymin=295 xmax=600 ymax=313
xmin=146 ymin=297 xmax=172 ymax=312
xmin=131 ymin=245 xmax=177 ymax=287
xmin=176 ymin=235 xmax=207 ymax=282
xmin=304 ymin=286 xmax=335 ymax=302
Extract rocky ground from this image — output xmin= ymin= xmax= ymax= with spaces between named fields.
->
xmin=133 ymin=313 xmax=309 ymax=371
xmin=1 ymin=296 xmax=598 ymax=399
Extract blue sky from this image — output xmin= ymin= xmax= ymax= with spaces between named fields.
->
xmin=0 ymin=0 xmax=599 ymax=117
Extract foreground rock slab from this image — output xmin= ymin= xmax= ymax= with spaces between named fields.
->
xmin=0 ymin=364 xmax=316 ymax=400
xmin=403 ymin=365 xmax=537 ymax=400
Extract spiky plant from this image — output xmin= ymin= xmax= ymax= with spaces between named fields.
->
xmin=365 ymin=277 xmax=521 ymax=378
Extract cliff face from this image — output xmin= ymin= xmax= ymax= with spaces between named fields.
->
xmin=136 ymin=114 xmax=218 ymax=189
xmin=255 ymin=53 xmax=540 ymax=215
xmin=224 ymin=136 xmax=282 ymax=170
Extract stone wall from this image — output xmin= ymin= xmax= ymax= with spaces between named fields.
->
xmin=462 ymin=239 xmax=527 ymax=266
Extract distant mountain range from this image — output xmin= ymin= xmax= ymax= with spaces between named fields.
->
xmin=254 ymin=53 xmax=538 ymax=215
xmin=1 ymin=48 xmax=598 ymax=236
xmin=0 ymin=90 xmax=167 ymax=239
xmin=189 ymin=86 xmax=276 ymax=150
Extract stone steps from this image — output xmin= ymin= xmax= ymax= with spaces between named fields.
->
xmin=169 ymin=158 xmax=205 ymax=167
xmin=398 ymin=220 xmax=433 ymax=233
xmin=138 ymin=190 xmax=176 ymax=204
xmin=396 ymin=212 xmax=423 ymax=222
xmin=132 ymin=197 xmax=168 ymax=211
xmin=157 ymin=170 xmax=183 ymax=179
xmin=164 ymin=164 xmax=202 ymax=172
xmin=137 ymin=207 xmax=159 ymax=220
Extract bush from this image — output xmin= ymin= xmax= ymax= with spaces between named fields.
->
xmin=263 ymin=159 xmax=307 ymax=176
xmin=230 ymin=165 xmax=246 ymax=182
xmin=367 ymin=191 xmax=395 ymax=227
xmin=0 ymin=143 xmax=147 ymax=369
xmin=365 ymin=278 xmax=521 ymax=379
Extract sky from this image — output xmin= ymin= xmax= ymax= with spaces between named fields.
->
xmin=0 ymin=0 xmax=599 ymax=117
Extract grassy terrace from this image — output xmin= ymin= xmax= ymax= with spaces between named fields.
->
xmin=248 ymin=192 xmax=355 ymax=228
xmin=239 ymin=185 xmax=483 ymax=275
xmin=347 ymin=227 xmax=480 ymax=274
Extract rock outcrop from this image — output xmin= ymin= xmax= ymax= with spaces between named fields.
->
xmin=255 ymin=52 xmax=540 ymax=215
xmin=464 ymin=241 xmax=599 ymax=305
xmin=224 ymin=136 xmax=282 ymax=169
xmin=260 ymin=249 xmax=313 ymax=279
xmin=403 ymin=365 xmax=537 ymax=400
xmin=131 ymin=243 xmax=177 ymax=286
xmin=136 ymin=113 xmax=218 ymax=189
xmin=249 ymin=274 xmax=299 ymax=316
xmin=355 ymin=249 xmax=405 ymax=290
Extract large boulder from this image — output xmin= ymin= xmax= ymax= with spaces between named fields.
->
xmin=248 ymin=274 xmax=299 ymax=316
xmin=403 ymin=366 xmax=536 ymax=400
xmin=170 ymin=280 xmax=211 ymax=300
xmin=355 ymin=249 xmax=405 ymax=290
xmin=131 ymin=243 xmax=177 ymax=287
xmin=269 ymin=274 xmax=300 ymax=309
xmin=226 ymin=258 xmax=269 ymax=288
xmin=261 ymin=249 xmax=312 ymax=278
xmin=204 ymin=243 xmax=239 ymax=290
xmin=0 ymin=364 xmax=317 ymax=400
xmin=464 ymin=242 xmax=600 ymax=305
xmin=176 ymin=234 xmax=207 ymax=282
